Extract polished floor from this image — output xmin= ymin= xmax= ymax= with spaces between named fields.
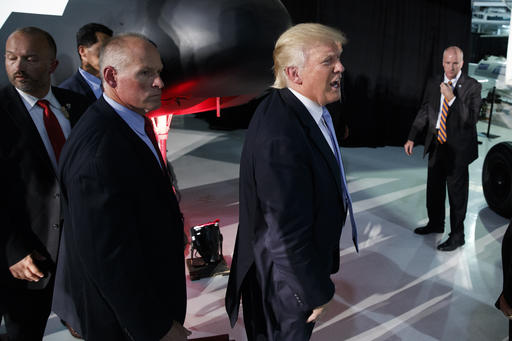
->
xmin=1 ymin=116 xmax=511 ymax=340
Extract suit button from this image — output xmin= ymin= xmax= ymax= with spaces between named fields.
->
xmin=52 ymin=224 xmax=59 ymax=229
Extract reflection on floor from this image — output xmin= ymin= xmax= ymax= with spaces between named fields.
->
xmin=1 ymin=117 xmax=510 ymax=340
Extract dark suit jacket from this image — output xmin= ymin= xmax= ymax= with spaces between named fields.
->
xmin=225 ymin=88 xmax=347 ymax=327
xmin=60 ymin=71 xmax=97 ymax=107
xmin=408 ymin=74 xmax=482 ymax=168
xmin=503 ymin=221 xmax=512 ymax=302
xmin=496 ymin=221 xmax=512 ymax=337
xmin=0 ymin=85 xmax=86 ymax=290
xmin=58 ymin=97 xmax=186 ymax=340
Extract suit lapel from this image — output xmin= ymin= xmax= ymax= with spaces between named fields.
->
xmin=453 ymin=73 xmax=467 ymax=98
xmin=279 ymin=88 xmax=343 ymax=198
xmin=52 ymin=86 xmax=82 ymax=126
xmin=433 ymin=75 xmax=443 ymax=114
xmin=77 ymin=72 xmax=97 ymax=104
xmin=98 ymin=98 xmax=171 ymax=189
xmin=2 ymin=85 xmax=55 ymax=173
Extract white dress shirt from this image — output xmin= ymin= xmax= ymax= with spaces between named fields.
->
xmin=436 ymin=70 xmax=461 ymax=129
xmin=288 ymin=88 xmax=338 ymax=155
xmin=16 ymin=87 xmax=72 ymax=172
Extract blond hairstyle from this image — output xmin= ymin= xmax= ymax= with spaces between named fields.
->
xmin=272 ymin=23 xmax=346 ymax=89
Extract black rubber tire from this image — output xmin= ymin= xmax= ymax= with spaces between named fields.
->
xmin=482 ymin=141 xmax=512 ymax=218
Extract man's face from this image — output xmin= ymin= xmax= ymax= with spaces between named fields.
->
xmin=298 ymin=42 xmax=344 ymax=106
xmin=4 ymin=32 xmax=57 ymax=98
xmin=112 ymin=39 xmax=164 ymax=114
xmin=442 ymin=49 xmax=463 ymax=80
xmin=80 ymin=32 xmax=110 ymax=76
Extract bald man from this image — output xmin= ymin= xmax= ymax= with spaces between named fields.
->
xmin=404 ymin=46 xmax=481 ymax=251
xmin=57 ymin=33 xmax=189 ymax=340
xmin=0 ymin=27 xmax=87 ymax=339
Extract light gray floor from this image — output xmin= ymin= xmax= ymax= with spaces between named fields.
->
xmin=2 ymin=116 xmax=511 ymax=340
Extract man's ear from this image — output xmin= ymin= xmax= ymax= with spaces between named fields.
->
xmin=284 ymin=66 xmax=302 ymax=85
xmin=103 ymin=66 xmax=117 ymax=88
xmin=49 ymin=59 xmax=59 ymax=74
xmin=78 ymin=45 xmax=87 ymax=62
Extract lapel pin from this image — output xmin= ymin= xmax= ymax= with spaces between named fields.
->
xmin=61 ymin=104 xmax=71 ymax=119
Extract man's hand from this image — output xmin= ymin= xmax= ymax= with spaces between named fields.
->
xmin=306 ymin=301 xmax=330 ymax=324
xmin=160 ymin=321 xmax=191 ymax=341
xmin=499 ymin=293 xmax=512 ymax=319
xmin=9 ymin=253 xmax=45 ymax=282
xmin=440 ymin=82 xmax=454 ymax=102
xmin=343 ymin=125 xmax=349 ymax=140
xmin=404 ymin=140 xmax=414 ymax=156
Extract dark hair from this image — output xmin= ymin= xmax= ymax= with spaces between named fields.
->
xmin=76 ymin=23 xmax=113 ymax=49
xmin=15 ymin=27 xmax=57 ymax=58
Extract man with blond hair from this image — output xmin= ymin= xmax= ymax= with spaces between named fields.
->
xmin=225 ymin=23 xmax=358 ymax=341
xmin=404 ymin=46 xmax=481 ymax=251
xmin=57 ymin=33 xmax=189 ymax=340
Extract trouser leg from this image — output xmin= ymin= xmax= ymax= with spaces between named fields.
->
xmin=4 ymin=281 xmax=53 ymax=341
xmin=447 ymin=165 xmax=469 ymax=240
xmin=426 ymin=160 xmax=447 ymax=229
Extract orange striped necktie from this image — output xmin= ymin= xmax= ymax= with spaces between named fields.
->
xmin=437 ymin=81 xmax=452 ymax=144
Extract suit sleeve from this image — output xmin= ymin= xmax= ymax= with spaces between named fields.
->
xmin=254 ymin=135 xmax=335 ymax=311
xmin=408 ymin=81 xmax=434 ymax=141
xmin=63 ymin=141 xmax=173 ymax=340
xmin=503 ymin=221 xmax=512 ymax=306
xmin=1 ymin=131 xmax=39 ymax=266
xmin=451 ymin=79 xmax=481 ymax=127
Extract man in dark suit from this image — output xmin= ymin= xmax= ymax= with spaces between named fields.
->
xmin=58 ymin=33 xmax=189 ymax=340
xmin=59 ymin=23 xmax=112 ymax=106
xmin=225 ymin=23 xmax=358 ymax=341
xmin=404 ymin=46 xmax=481 ymax=251
xmin=497 ymin=220 xmax=512 ymax=338
xmin=0 ymin=26 xmax=87 ymax=340
xmin=52 ymin=22 xmax=112 ymax=338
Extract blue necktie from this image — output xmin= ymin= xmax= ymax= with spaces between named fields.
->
xmin=321 ymin=107 xmax=359 ymax=252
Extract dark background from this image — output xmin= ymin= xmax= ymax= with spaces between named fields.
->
xmin=280 ymin=0 xmax=473 ymax=147
xmin=0 ymin=0 xmax=480 ymax=147
xmin=206 ymin=0 xmax=475 ymax=147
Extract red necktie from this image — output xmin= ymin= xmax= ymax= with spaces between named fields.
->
xmin=144 ymin=116 xmax=167 ymax=171
xmin=437 ymin=81 xmax=452 ymax=144
xmin=36 ymin=99 xmax=66 ymax=162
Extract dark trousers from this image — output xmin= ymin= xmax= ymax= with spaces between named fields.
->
xmin=426 ymin=143 xmax=469 ymax=239
xmin=3 ymin=280 xmax=54 ymax=341
xmin=241 ymin=266 xmax=314 ymax=341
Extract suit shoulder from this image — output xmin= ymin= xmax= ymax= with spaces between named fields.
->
xmin=59 ymin=72 xmax=82 ymax=91
xmin=246 ymin=89 xmax=306 ymax=147
xmin=53 ymin=86 xmax=86 ymax=100
xmin=53 ymin=86 xmax=89 ymax=110
xmin=0 ymin=84 xmax=16 ymax=99
xmin=63 ymin=102 xmax=117 ymax=157
xmin=251 ymin=89 xmax=293 ymax=126
xmin=465 ymin=74 xmax=479 ymax=83
xmin=465 ymin=75 xmax=482 ymax=88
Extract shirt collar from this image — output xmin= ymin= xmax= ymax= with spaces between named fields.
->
xmin=103 ymin=93 xmax=145 ymax=134
xmin=15 ymin=87 xmax=61 ymax=111
xmin=79 ymin=67 xmax=102 ymax=86
xmin=288 ymin=87 xmax=324 ymax=124
xmin=444 ymin=70 xmax=462 ymax=86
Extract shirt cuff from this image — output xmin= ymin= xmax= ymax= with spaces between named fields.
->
xmin=448 ymin=96 xmax=456 ymax=106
